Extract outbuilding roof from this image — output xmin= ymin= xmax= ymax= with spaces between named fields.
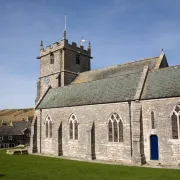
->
xmin=0 ymin=121 xmax=31 ymax=136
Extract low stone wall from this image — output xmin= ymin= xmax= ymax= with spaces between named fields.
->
xmin=6 ymin=149 xmax=28 ymax=155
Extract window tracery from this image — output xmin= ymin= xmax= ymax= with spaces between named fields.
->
xmin=108 ymin=113 xmax=123 ymax=142
xmin=69 ymin=114 xmax=78 ymax=140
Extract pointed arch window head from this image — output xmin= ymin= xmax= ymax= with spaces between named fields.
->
xmin=69 ymin=114 xmax=78 ymax=140
xmin=175 ymin=106 xmax=180 ymax=113
xmin=171 ymin=105 xmax=180 ymax=139
xmin=45 ymin=115 xmax=53 ymax=138
xmin=108 ymin=113 xmax=123 ymax=143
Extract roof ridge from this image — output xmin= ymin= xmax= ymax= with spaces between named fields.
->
xmin=77 ymin=56 xmax=159 ymax=76
xmin=117 ymin=56 xmax=159 ymax=67
xmin=150 ymin=65 xmax=180 ymax=72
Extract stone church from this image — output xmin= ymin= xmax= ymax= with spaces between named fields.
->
xmin=30 ymin=31 xmax=180 ymax=166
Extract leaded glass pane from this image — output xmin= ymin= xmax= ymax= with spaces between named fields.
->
xmin=172 ymin=112 xmax=178 ymax=139
xmin=46 ymin=121 xmax=48 ymax=138
xmin=49 ymin=121 xmax=52 ymax=138
xmin=69 ymin=121 xmax=73 ymax=139
xmin=108 ymin=121 xmax=113 ymax=142
xmin=114 ymin=121 xmax=118 ymax=142
xmin=74 ymin=120 xmax=78 ymax=140
xmin=119 ymin=120 xmax=123 ymax=142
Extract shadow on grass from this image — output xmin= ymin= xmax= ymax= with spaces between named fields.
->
xmin=0 ymin=174 xmax=5 ymax=178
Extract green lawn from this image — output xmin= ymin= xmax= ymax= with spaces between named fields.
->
xmin=0 ymin=150 xmax=180 ymax=180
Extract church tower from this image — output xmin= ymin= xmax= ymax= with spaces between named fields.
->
xmin=35 ymin=31 xmax=92 ymax=103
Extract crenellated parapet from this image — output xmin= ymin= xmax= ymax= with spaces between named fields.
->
xmin=39 ymin=41 xmax=64 ymax=57
xmin=38 ymin=39 xmax=91 ymax=58
xmin=65 ymin=41 xmax=91 ymax=57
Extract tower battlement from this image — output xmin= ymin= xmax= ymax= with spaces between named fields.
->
xmin=39 ymin=39 xmax=91 ymax=58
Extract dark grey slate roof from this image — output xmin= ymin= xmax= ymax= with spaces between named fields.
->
xmin=141 ymin=66 xmax=180 ymax=100
xmin=37 ymin=65 xmax=180 ymax=109
xmin=37 ymin=71 xmax=142 ymax=109
xmin=72 ymin=57 xmax=159 ymax=84
xmin=0 ymin=121 xmax=31 ymax=136
xmin=36 ymin=54 xmax=180 ymax=109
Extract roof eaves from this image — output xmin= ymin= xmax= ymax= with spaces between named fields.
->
xmin=35 ymin=85 xmax=52 ymax=109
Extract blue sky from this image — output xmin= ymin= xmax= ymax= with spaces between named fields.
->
xmin=0 ymin=0 xmax=180 ymax=109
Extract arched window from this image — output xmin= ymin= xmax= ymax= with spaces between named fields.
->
xmin=151 ymin=111 xmax=155 ymax=129
xmin=171 ymin=105 xmax=180 ymax=139
xmin=49 ymin=121 xmax=52 ymax=138
xmin=172 ymin=113 xmax=178 ymax=139
xmin=46 ymin=121 xmax=48 ymax=138
xmin=50 ymin=53 xmax=54 ymax=64
xmin=114 ymin=121 xmax=118 ymax=142
xmin=108 ymin=113 xmax=123 ymax=142
xmin=69 ymin=120 xmax=73 ymax=139
xmin=69 ymin=114 xmax=78 ymax=140
xmin=45 ymin=115 xmax=53 ymax=138
xmin=119 ymin=120 xmax=123 ymax=142
xmin=74 ymin=120 xmax=78 ymax=140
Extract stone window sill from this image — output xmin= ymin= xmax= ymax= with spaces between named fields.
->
xmin=168 ymin=139 xmax=180 ymax=144
xmin=69 ymin=139 xmax=78 ymax=142
xmin=108 ymin=142 xmax=123 ymax=145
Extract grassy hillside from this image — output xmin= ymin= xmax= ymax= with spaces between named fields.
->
xmin=0 ymin=108 xmax=34 ymax=122
xmin=0 ymin=150 xmax=180 ymax=180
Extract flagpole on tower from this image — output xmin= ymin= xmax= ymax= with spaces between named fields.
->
xmin=63 ymin=14 xmax=67 ymax=40
xmin=65 ymin=14 xmax=66 ymax=31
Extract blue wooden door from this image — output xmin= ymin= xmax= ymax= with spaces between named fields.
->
xmin=150 ymin=135 xmax=159 ymax=160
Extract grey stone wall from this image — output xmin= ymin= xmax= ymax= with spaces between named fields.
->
xmin=64 ymin=48 xmax=90 ymax=73
xmin=63 ymin=72 xmax=77 ymax=86
xmin=35 ymin=110 xmax=41 ymax=153
xmin=36 ymin=102 xmax=132 ymax=163
xmin=31 ymin=97 xmax=180 ymax=165
xmin=40 ymin=51 xmax=62 ymax=78
xmin=142 ymin=97 xmax=180 ymax=165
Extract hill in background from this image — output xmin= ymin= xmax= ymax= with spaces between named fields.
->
xmin=0 ymin=108 xmax=34 ymax=122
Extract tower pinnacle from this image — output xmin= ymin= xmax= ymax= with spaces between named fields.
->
xmin=63 ymin=30 xmax=66 ymax=40
xmin=88 ymin=41 xmax=91 ymax=49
